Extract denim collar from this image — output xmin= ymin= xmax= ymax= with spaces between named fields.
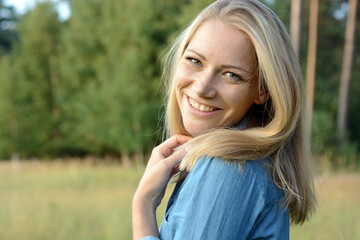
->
xmin=233 ymin=114 xmax=249 ymax=130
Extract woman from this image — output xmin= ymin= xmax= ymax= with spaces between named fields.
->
xmin=133 ymin=0 xmax=316 ymax=239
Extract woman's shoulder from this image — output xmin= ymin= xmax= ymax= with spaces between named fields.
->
xmin=188 ymin=156 xmax=284 ymax=204
xmin=193 ymin=155 xmax=269 ymax=175
xmin=161 ymin=156 xmax=289 ymax=239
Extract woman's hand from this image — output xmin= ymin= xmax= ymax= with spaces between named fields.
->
xmin=132 ymin=134 xmax=192 ymax=239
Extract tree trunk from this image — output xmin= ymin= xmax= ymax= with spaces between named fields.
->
xmin=121 ymin=152 xmax=132 ymax=168
xmin=337 ymin=0 xmax=358 ymax=148
xmin=305 ymin=0 xmax=319 ymax=143
xmin=290 ymin=0 xmax=303 ymax=53
xmin=49 ymin=54 xmax=61 ymax=141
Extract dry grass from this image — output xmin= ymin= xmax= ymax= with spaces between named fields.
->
xmin=0 ymin=160 xmax=142 ymax=240
xmin=290 ymin=172 xmax=360 ymax=239
xmin=0 ymin=160 xmax=359 ymax=240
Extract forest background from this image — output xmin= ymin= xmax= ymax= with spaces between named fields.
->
xmin=0 ymin=0 xmax=359 ymax=167
xmin=0 ymin=0 xmax=359 ymax=239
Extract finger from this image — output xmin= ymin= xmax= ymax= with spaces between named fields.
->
xmin=165 ymin=146 xmax=188 ymax=167
xmin=159 ymin=135 xmax=192 ymax=158
xmin=164 ymin=135 xmax=192 ymax=149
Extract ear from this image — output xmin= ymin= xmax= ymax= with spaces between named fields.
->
xmin=254 ymin=87 xmax=270 ymax=105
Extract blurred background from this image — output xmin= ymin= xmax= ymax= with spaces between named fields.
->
xmin=0 ymin=0 xmax=359 ymax=239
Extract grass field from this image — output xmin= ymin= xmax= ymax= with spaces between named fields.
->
xmin=0 ymin=160 xmax=359 ymax=240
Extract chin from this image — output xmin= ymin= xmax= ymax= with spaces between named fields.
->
xmin=184 ymin=125 xmax=209 ymax=137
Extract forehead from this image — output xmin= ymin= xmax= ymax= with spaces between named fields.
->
xmin=185 ymin=20 xmax=255 ymax=70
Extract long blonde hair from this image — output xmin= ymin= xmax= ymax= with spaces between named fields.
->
xmin=162 ymin=0 xmax=316 ymax=224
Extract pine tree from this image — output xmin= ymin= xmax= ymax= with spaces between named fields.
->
xmin=0 ymin=0 xmax=18 ymax=55
xmin=58 ymin=0 xmax=191 ymax=162
xmin=9 ymin=2 xmax=61 ymax=157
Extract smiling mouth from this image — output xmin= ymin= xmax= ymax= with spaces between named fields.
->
xmin=188 ymin=97 xmax=218 ymax=112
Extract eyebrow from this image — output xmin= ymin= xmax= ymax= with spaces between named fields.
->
xmin=186 ymin=48 xmax=251 ymax=73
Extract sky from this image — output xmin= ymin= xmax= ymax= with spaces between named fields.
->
xmin=4 ymin=0 xmax=71 ymax=21
xmin=4 ymin=0 xmax=348 ymax=22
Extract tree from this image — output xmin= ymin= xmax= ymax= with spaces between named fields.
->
xmin=337 ymin=0 xmax=358 ymax=148
xmin=0 ymin=0 xmax=18 ymax=55
xmin=305 ymin=0 xmax=319 ymax=143
xmin=0 ymin=56 xmax=17 ymax=158
xmin=290 ymin=0 xmax=303 ymax=52
xmin=9 ymin=2 xmax=61 ymax=157
xmin=348 ymin=2 xmax=360 ymax=149
xmin=58 ymin=0 xmax=190 ymax=162
xmin=0 ymin=1 xmax=18 ymax=158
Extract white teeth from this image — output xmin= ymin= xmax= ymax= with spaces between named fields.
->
xmin=189 ymin=98 xmax=215 ymax=112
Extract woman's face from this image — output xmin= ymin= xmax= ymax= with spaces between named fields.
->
xmin=175 ymin=20 xmax=261 ymax=137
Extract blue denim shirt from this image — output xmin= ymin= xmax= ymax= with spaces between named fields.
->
xmin=141 ymin=156 xmax=289 ymax=240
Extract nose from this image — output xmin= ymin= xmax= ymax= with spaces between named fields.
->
xmin=192 ymin=70 xmax=217 ymax=98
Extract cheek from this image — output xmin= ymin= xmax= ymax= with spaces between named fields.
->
xmin=174 ymin=64 xmax=194 ymax=87
xmin=226 ymin=87 xmax=257 ymax=111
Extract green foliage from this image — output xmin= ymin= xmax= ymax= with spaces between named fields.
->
xmin=0 ymin=0 xmax=197 ymax=159
xmin=0 ymin=0 xmax=359 ymax=166
xmin=0 ymin=57 xmax=16 ymax=156
xmin=262 ymin=0 xmax=291 ymax=30
xmin=267 ymin=0 xmax=360 ymax=167
xmin=0 ymin=2 xmax=61 ymax=158
xmin=57 ymin=0 xmax=189 ymax=157
xmin=348 ymin=7 xmax=360 ymax=148
xmin=0 ymin=0 xmax=18 ymax=54
xmin=12 ymin=3 xmax=60 ymax=157
xmin=311 ymin=0 xmax=360 ymax=166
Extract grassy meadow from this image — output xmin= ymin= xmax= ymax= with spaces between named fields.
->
xmin=0 ymin=160 xmax=359 ymax=240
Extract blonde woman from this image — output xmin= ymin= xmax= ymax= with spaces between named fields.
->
xmin=133 ymin=0 xmax=316 ymax=239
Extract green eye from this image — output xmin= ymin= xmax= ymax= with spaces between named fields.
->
xmin=186 ymin=57 xmax=201 ymax=66
xmin=192 ymin=59 xmax=200 ymax=65
xmin=226 ymin=72 xmax=242 ymax=82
